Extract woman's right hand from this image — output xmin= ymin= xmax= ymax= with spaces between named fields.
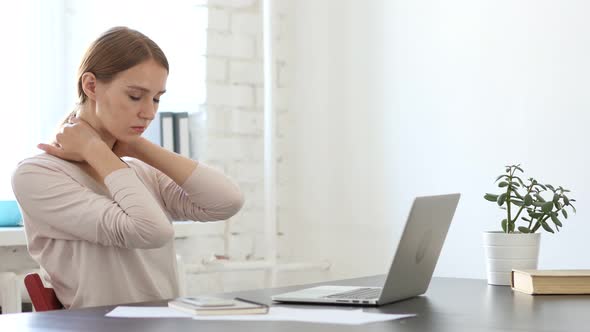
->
xmin=38 ymin=117 xmax=105 ymax=162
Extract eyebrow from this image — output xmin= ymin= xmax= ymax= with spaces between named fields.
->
xmin=126 ymin=85 xmax=166 ymax=94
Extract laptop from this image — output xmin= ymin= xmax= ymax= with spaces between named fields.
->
xmin=271 ymin=193 xmax=460 ymax=306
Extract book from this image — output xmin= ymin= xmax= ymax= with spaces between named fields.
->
xmin=511 ymin=269 xmax=590 ymax=295
xmin=168 ymin=297 xmax=269 ymax=316
xmin=143 ymin=112 xmax=174 ymax=151
xmin=172 ymin=112 xmax=190 ymax=157
xmin=188 ymin=110 xmax=207 ymax=159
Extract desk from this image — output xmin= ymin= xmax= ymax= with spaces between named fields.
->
xmin=1 ymin=275 xmax=588 ymax=331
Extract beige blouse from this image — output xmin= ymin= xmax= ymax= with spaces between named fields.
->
xmin=11 ymin=153 xmax=243 ymax=309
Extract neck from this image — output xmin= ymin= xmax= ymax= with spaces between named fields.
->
xmin=77 ymin=103 xmax=116 ymax=150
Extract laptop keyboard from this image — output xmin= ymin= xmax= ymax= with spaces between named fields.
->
xmin=324 ymin=287 xmax=381 ymax=300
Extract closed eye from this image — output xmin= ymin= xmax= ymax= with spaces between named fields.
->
xmin=129 ymin=95 xmax=141 ymax=101
xmin=153 ymin=98 xmax=160 ymax=103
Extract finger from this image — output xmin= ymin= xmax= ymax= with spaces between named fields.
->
xmin=37 ymin=143 xmax=64 ymax=158
xmin=48 ymin=140 xmax=62 ymax=149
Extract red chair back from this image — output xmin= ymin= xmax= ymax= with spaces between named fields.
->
xmin=24 ymin=273 xmax=63 ymax=311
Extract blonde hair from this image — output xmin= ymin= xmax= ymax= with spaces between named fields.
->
xmin=60 ymin=27 xmax=169 ymax=125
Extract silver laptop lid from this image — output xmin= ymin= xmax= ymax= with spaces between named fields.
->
xmin=377 ymin=193 xmax=460 ymax=304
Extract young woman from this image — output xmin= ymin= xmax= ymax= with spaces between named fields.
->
xmin=11 ymin=27 xmax=244 ymax=309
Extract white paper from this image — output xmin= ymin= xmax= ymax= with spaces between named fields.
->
xmin=192 ymin=307 xmax=415 ymax=325
xmin=106 ymin=306 xmax=193 ymax=318
xmin=106 ymin=306 xmax=415 ymax=325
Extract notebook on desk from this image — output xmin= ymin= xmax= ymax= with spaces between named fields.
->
xmin=272 ymin=193 xmax=460 ymax=306
xmin=168 ymin=297 xmax=268 ymax=315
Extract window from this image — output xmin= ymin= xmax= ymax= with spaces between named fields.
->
xmin=0 ymin=0 xmax=207 ymax=199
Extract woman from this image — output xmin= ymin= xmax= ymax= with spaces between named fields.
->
xmin=11 ymin=27 xmax=244 ymax=309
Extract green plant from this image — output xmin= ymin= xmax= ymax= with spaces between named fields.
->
xmin=484 ymin=164 xmax=576 ymax=233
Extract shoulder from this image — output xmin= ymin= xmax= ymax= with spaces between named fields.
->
xmin=11 ymin=153 xmax=81 ymax=196
xmin=13 ymin=153 xmax=77 ymax=178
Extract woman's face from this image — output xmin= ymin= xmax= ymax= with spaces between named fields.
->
xmin=94 ymin=59 xmax=168 ymax=142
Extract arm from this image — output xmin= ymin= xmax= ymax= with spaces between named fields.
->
xmin=155 ymin=162 xmax=244 ymax=221
xmin=127 ymin=137 xmax=198 ymax=186
xmin=84 ymin=140 xmax=128 ymax=180
xmin=28 ymin=117 xmax=173 ymax=248
xmin=123 ymin=138 xmax=244 ymax=221
xmin=12 ymin=161 xmax=174 ymax=249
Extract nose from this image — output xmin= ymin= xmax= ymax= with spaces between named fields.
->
xmin=139 ymin=103 xmax=156 ymax=120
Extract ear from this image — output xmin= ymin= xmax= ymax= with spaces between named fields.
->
xmin=81 ymin=72 xmax=97 ymax=101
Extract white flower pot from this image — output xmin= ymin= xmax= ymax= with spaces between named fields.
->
xmin=483 ymin=231 xmax=541 ymax=285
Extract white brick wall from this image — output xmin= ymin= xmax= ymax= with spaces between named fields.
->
xmin=231 ymin=109 xmax=263 ymax=135
xmin=206 ymin=57 xmax=227 ymax=82
xmin=232 ymin=12 xmax=262 ymax=36
xmin=179 ymin=0 xmax=316 ymax=295
xmin=180 ymin=0 xmax=329 ymax=296
xmin=229 ymin=61 xmax=263 ymax=84
xmin=206 ymin=0 xmax=257 ymax=9
xmin=208 ymin=8 xmax=230 ymax=31
xmin=207 ymin=83 xmax=254 ymax=106
xmin=207 ymin=32 xmax=255 ymax=58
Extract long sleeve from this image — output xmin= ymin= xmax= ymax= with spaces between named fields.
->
xmin=12 ymin=161 xmax=174 ymax=249
xmin=155 ymin=163 xmax=244 ymax=221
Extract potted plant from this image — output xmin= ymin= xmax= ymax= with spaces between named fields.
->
xmin=483 ymin=164 xmax=576 ymax=285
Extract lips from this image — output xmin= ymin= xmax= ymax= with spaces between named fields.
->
xmin=131 ymin=126 xmax=145 ymax=133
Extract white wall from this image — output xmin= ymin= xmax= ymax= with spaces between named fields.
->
xmin=178 ymin=0 xmax=334 ymax=294
xmin=281 ymin=0 xmax=590 ymax=280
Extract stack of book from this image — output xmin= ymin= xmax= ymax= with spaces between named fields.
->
xmin=143 ymin=112 xmax=191 ymax=158
xmin=511 ymin=269 xmax=590 ymax=295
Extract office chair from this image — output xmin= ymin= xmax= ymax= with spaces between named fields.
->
xmin=24 ymin=273 xmax=63 ymax=311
